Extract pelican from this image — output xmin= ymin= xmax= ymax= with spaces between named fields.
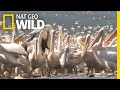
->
xmin=27 ymin=24 xmax=52 ymax=54
xmin=15 ymin=32 xmax=34 ymax=51
xmin=0 ymin=41 xmax=29 ymax=76
xmin=59 ymin=34 xmax=90 ymax=74
xmin=47 ymin=29 xmax=61 ymax=75
xmin=28 ymin=24 xmax=53 ymax=76
xmin=28 ymin=37 xmax=46 ymax=77
xmin=56 ymin=26 xmax=64 ymax=58
xmin=0 ymin=43 xmax=28 ymax=56
xmin=84 ymin=29 xmax=117 ymax=74
xmin=15 ymin=55 xmax=31 ymax=76
xmin=92 ymin=30 xmax=116 ymax=73
xmin=25 ymin=24 xmax=52 ymax=53
xmin=80 ymin=28 xmax=107 ymax=74
xmin=15 ymin=24 xmax=52 ymax=52
xmin=10 ymin=29 xmax=31 ymax=76
xmin=28 ymin=38 xmax=37 ymax=76
xmin=88 ymin=29 xmax=116 ymax=50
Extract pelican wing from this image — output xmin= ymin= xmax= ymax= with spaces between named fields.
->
xmin=0 ymin=43 xmax=28 ymax=56
xmin=100 ymin=47 xmax=116 ymax=52
xmin=97 ymin=50 xmax=116 ymax=63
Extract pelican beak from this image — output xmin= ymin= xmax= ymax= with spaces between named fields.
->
xmin=59 ymin=31 xmax=63 ymax=39
xmin=88 ymin=28 xmax=105 ymax=49
xmin=79 ymin=38 xmax=85 ymax=47
xmin=103 ymin=30 xmax=117 ymax=45
xmin=85 ymin=34 xmax=90 ymax=48
xmin=34 ymin=38 xmax=37 ymax=60
xmin=65 ymin=35 xmax=70 ymax=45
xmin=80 ymin=34 xmax=90 ymax=58
xmin=59 ymin=27 xmax=64 ymax=40
xmin=49 ymin=29 xmax=55 ymax=51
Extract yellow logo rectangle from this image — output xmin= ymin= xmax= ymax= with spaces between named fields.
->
xmin=117 ymin=11 xmax=120 ymax=79
xmin=2 ymin=14 xmax=14 ymax=30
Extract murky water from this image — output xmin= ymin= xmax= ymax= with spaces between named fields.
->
xmin=0 ymin=73 xmax=116 ymax=79
xmin=0 ymin=11 xmax=116 ymax=28
xmin=0 ymin=11 xmax=117 ymax=37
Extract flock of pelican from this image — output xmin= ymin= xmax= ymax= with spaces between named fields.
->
xmin=0 ymin=24 xmax=117 ymax=78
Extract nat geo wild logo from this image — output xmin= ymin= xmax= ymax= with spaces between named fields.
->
xmin=2 ymin=13 xmax=45 ymax=30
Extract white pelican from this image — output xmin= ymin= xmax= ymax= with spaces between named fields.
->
xmin=86 ymin=29 xmax=117 ymax=73
xmin=28 ymin=24 xmax=53 ymax=76
xmin=57 ymin=26 xmax=64 ymax=58
xmin=0 ymin=38 xmax=28 ymax=76
xmin=15 ymin=55 xmax=31 ymax=76
xmin=28 ymin=37 xmax=46 ymax=76
xmin=47 ymin=29 xmax=61 ymax=75
xmin=0 ymin=43 xmax=28 ymax=56
xmin=59 ymin=34 xmax=91 ymax=74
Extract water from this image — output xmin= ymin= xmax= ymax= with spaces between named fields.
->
xmin=0 ymin=11 xmax=116 ymax=36
xmin=0 ymin=11 xmax=116 ymax=28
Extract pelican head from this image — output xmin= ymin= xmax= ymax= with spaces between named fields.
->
xmin=60 ymin=44 xmax=69 ymax=67
xmin=33 ymin=38 xmax=37 ymax=60
xmin=37 ymin=24 xmax=53 ymax=53
xmin=103 ymin=30 xmax=117 ymax=46
xmin=88 ymin=28 xmax=105 ymax=49
xmin=77 ymin=36 xmax=85 ymax=47
xmin=65 ymin=35 xmax=70 ymax=46
xmin=85 ymin=34 xmax=91 ymax=48
xmin=80 ymin=34 xmax=91 ymax=58
xmin=43 ymin=24 xmax=52 ymax=31
xmin=49 ymin=29 xmax=55 ymax=51
xmin=50 ymin=29 xmax=55 ymax=38
xmin=58 ymin=26 xmax=64 ymax=40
